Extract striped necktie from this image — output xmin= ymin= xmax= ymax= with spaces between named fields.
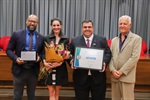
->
xmin=86 ymin=38 xmax=90 ymax=47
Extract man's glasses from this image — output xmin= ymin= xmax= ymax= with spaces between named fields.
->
xmin=28 ymin=20 xmax=38 ymax=24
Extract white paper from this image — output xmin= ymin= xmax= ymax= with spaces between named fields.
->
xmin=74 ymin=47 xmax=104 ymax=70
xmin=21 ymin=51 xmax=36 ymax=61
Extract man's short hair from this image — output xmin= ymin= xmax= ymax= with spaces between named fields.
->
xmin=82 ymin=20 xmax=94 ymax=26
xmin=119 ymin=15 xmax=131 ymax=24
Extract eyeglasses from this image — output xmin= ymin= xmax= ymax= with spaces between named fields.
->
xmin=83 ymin=26 xmax=93 ymax=29
xmin=28 ymin=20 xmax=38 ymax=23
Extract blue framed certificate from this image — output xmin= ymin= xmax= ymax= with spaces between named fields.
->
xmin=74 ymin=47 xmax=104 ymax=70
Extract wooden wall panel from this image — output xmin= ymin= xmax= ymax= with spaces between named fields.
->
xmin=0 ymin=51 xmax=150 ymax=92
xmin=0 ymin=52 xmax=13 ymax=80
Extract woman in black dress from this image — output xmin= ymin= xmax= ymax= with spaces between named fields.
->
xmin=43 ymin=18 xmax=70 ymax=100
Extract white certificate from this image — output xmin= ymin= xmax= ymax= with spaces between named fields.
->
xmin=74 ymin=47 xmax=104 ymax=70
xmin=21 ymin=51 xmax=36 ymax=61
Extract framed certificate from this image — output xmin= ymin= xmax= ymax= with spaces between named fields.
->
xmin=21 ymin=51 xmax=36 ymax=61
xmin=74 ymin=47 xmax=104 ymax=70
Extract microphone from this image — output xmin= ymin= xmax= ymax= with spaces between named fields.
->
xmin=92 ymin=40 xmax=96 ymax=47
xmin=93 ymin=43 xmax=96 ymax=46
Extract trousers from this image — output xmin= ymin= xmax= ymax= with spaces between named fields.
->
xmin=13 ymin=68 xmax=38 ymax=100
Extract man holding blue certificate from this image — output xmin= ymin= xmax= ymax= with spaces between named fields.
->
xmin=69 ymin=20 xmax=111 ymax=100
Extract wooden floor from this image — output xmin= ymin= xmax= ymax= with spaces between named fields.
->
xmin=0 ymin=88 xmax=150 ymax=100
xmin=0 ymin=96 xmax=77 ymax=100
xmin=0 ymin=96 xmax=110 ymax=100
xmin=0 ymin=96 xmax=149 ymax=100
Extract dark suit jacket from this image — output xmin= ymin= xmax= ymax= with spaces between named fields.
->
xmin=6 ymin=29 xmax=45 ymax=76
xmin=69 ymin=34 xmax=111 ymax=85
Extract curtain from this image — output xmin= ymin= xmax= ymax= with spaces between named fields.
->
xmin=0 ymin=0 xmax=150 ymax=53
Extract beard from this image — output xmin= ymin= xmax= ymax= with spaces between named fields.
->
xmin=27 ymin=26 xmax=36 ymax=33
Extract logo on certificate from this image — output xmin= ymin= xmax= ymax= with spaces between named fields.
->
xmin=77 ymin=55 xmax=81 ymax=60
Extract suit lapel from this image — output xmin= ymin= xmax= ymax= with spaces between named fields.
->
xmin=80 ymin=36 xmax=87 ymax=47
xmin=35 ymin=32 xmax=39 ymax=51
xmin=21 ymin=30 xmax=26 ymax=50
xmin=116 ymin=37 xmax=120 ymax=53
xmin=91 ymin=35 xmax=97 ymax=48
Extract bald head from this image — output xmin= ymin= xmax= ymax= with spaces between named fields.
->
xmin=27 ymin=14 xmax=38 ymax=23
xmin=26 ymin=14 xmax=38 ymax=33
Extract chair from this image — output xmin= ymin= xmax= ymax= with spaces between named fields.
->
xmin=140 ymin=41 xmax=147 ymax=56
xmin=107 ymin=39 xmax=111 ymax=48
xmin=0 ymin=37 xmax=1 ymax=50
xmin=3 ymin=38 xmax=10 ymax=51
xmin=141 ymin=41 xmax=147 ymax=53
xmin=0 ymin=36 xmax=11 ymax=50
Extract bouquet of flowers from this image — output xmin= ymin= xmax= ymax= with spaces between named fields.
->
xmin=45 ymin=41 xmax=70 ymax=63
xmin=39 ymin=41 xmax=71 ymax=83
xmin=38 ymin=66 xmax=52 ymax=84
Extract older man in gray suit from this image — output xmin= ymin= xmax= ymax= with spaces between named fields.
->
xmin=109 ymin=15 xmax=142 ymax=100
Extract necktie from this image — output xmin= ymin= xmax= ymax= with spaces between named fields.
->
xmin=29 ymin=33 xmax=33 ymax=50
xmin=86 ymin=38 xmax=91 ymax=75
xmin=86 ymin=38 xmax=90 ymax=47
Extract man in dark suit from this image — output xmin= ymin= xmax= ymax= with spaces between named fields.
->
xmin=69 ymin=20 xmax=111 ymax=100
xmin=6 ymin=14 xmax=44 ymax=100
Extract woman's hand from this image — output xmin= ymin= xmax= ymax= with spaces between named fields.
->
xmin=63 ymin=51 xmax=71 ymax=60
xmin=43 ymin=60 xmax=52 ymax=70
xmin=51 ymin=62 xmax=62 ymax=68
xmin=43 ymin=61 xmax=52 ymax=70
xmin=43 ymin=60 xmax=62 ymax=70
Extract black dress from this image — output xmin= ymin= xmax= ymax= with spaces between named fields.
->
xmin=44 ymin=34 xmax=69 ymax=86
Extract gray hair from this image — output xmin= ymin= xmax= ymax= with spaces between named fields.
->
xmin=119 ymin=15 xmax=131 ymax=24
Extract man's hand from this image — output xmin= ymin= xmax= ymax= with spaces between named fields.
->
xmin=112 ymin=70 xmax=120 ymax=79
xmin=36 ymin=54 xmax=41 ymax=62
xmin=70 ymin=59 xmax=77 ymax=69
xmin=99 ymin=63 xmax=106 ymax=72
xmin=118 ymin=70 xmax=123 ymax=76
xmin=111 ymin=70 xmax=123 ymax=79
xmin=16 ymin=57 xmax=25 ymax=65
